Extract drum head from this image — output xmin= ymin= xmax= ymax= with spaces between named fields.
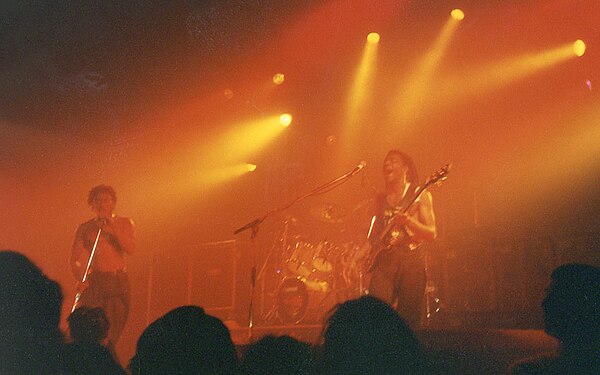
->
xmin=277 ymin=278 xmax=308 ymax=324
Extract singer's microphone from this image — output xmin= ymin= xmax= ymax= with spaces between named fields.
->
xmin=351 ymin=161 xmax=367 ymax=175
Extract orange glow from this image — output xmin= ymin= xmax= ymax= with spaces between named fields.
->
xmin=341 ymin=33 xmax=379 ymax=154
xmin=393 ymin=13 xmax=461 ymax=122
xmin=209 ymin=114 xmax=290 ymax=162
xmin=472 ymin=104 xmax=600 ymax=222
xmin=436 ymin=42 xmax=582 ymax=107
xmin=346 ymin=36 xmax=378 ymax=121
xmin=198 ymin=163 xmax=256 ymax=187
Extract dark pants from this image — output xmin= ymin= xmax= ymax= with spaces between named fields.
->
xmin=369 ymin=248 xmax=425 ymax=328
xmin=80 ymin=270 xmax=130 ymax=349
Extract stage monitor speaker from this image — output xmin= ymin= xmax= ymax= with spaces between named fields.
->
xmin=188 ymin=240 xmax=237 ymax=319
xmin=148 ymin=240 xmax=252 ymax=324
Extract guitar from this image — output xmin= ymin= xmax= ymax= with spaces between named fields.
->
xmin=364 ymin=164 xmax=450 ymax=272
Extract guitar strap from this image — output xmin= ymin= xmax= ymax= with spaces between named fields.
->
xmin=373 ymin=185 xmax=419 ymax=238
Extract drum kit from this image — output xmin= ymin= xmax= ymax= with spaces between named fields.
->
xmin=262 ymin=201 xmax=372 ymax=324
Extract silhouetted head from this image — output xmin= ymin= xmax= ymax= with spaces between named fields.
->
xmin=68 ymin=306 xmax=110 ymax=344
xmin=319 ymin=295 xmax=426 ymax=374
xmin=129 ymin=305 xmax=237 ymax=375
xmin=542 ymin=263 xmax=600 ymax=346
xmin=0 ymin=250 xmax=63 ymax=333
xmin=239 ymin=335 xmax=313 ymax=375
xmin=0 ymin=250 xmax=65 ymax=373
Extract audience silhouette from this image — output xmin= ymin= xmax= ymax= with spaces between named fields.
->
xmin=508 ymin=263 xmax=600 ymax=374
xmin=239 ymin=335 xmax=313 ymax=375
xmin=63 ymin=306 xmax=126 ymax=374
xmin=317 ymin=295 xmax=428 ymax=374
xmin=68 ymin=306 xmax=110 ymax=344
xmin=129 ymin=305 xmax=238 ymax=374
xmin=6 ymin=248 xmax=596 ymax=374
xmin=0 ymin=250 xmax=65 ymax=374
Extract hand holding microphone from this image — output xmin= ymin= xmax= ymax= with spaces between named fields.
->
xmin=96 ymin=215 xmax=114 ymax=231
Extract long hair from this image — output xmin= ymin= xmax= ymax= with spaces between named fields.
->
xmin=386 ymin=149 xmax=419 ymax=185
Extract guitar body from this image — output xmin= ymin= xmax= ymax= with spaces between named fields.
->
xmin=363 ymin=164 xmax=450 ymax=273
xmin=364 ymin=213 xmax=421 ymax=272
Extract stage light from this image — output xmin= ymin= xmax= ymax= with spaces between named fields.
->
xmin=573 ymin=39 xmax=586 ymax=57
xmin=436 ymin=42 xmax=583 ymax=108
xmin=201 ymin=163 xmax=257 ymax=187
xmin=326 ymin=135 xmax=337 ymax=145
xmin=393 ymin=11 xmax=461 ymax=122
xmin=279 ymin=113 xmax=293 ymax=127
xmin=272 ymin=73 xmax=285 ymax=85
xmin=451 ymin=9 xmax=465 ymax=21
xmin=201 ymin=114 xmax=289 ymax=164
xmin=342 ymin=30 xmax=379 ymax=152
xmin=367 ymin=32 xmax=380 ymax=44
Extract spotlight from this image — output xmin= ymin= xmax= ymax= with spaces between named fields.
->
xmin=451 ymin=9 xmax=465 ymax=21
xmin=223 ymin=89 xmax=234 ymax=99
xmin=279 ymin=113 xmax=293 ymax=127
xmin=367 ymin=32 xmax=380 ymax=44
xmin=272 ymin=73 xmax=285 ymax=85
xmin=246 ymin=163 xmax=257 ymax=172
xmin=573 ymin=39 xmax=586 ymax=57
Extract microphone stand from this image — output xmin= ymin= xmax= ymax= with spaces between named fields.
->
xmin=71 ymin=224 xmax=103 ymax=312
xmin=234 ymin=162 xmax=365 ymax=339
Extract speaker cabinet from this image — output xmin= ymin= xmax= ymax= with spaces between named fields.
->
xmin=148 ymin=240 xmax=252 ymax=324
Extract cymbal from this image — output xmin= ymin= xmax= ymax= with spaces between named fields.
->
xmin=310 ymin=202 xmax=348 ymax=224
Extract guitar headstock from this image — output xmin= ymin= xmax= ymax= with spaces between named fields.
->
xmin=426 ymin=164 xmax=451 ymax=187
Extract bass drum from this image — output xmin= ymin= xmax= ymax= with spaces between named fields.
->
xmin=277 ymin=278 xmax=308 ymax=324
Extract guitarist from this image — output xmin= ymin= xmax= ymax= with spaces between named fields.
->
xmin=367 ymin=150 xmax=437 ymax=328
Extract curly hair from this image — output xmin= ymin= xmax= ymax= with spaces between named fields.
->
xmin=87 ymin=185 xmax=117 ymax=206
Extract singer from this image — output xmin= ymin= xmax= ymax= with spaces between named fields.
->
xmin=366 ymin=150 xmax=436 ymax=328
xmin=70 ymin=184 xmax=136 ymax=356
